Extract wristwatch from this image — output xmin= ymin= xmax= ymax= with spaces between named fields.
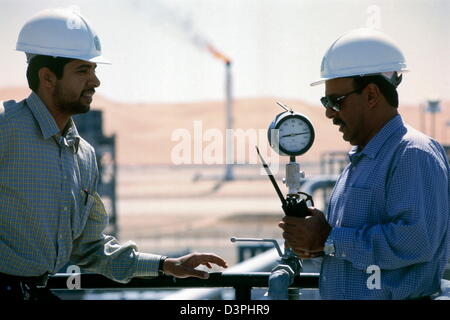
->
xmin=158 ymin=256 xmax=168 ymax=276
xmin=324 ymin=239 xmax=336 ymax=257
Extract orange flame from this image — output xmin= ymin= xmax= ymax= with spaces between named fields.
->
xmin=207 ymin=44 xmax=231 ymax=64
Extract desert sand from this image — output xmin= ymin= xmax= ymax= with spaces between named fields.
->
xmin=2 ymin=87 xmax=449 ymax=165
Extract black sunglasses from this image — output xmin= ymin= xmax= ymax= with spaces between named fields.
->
xmin=320 ymin=87 xmax=363 ymax=112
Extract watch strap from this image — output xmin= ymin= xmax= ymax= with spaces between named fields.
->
xmin=158 ymin=256 xmax=168 ymax=275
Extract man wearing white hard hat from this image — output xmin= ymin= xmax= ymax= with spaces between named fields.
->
xmin=0 ymin=8 xmax=227 ymax=300
xmin=279 ymin=28 xmax=450 ymax=299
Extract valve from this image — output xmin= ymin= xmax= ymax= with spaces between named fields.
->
xmin=230 ymin=237 xmax=283 ymax=258
xmin=230 ymin=237 xmax=302 ymax=275
xmin=231 ymin=237 xmax=303 ymax=300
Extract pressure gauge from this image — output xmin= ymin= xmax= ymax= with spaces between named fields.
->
xmin=268 ymin=109 xmax=315 ymax=156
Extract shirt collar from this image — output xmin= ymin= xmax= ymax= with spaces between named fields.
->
xmin=348 ymin=114 xmax=404 ymax=161
xmin=26 ymin=92 xmax=60 ymax=140
xmin=60 ymin=118 xmax=81 ymax=153
xmin=26 ymin=92 xmax=81 ymax=153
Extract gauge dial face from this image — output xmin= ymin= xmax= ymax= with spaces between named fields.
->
xmin=276 ymin=115 xmax=314 ymax=155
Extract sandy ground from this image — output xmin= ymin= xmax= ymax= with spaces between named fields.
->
xmin=114 ymin=165 xmax=303 ymax=266
xmin=2 ymin=87 xmax=449 ymax=166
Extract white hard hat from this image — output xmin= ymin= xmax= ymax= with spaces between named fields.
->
xmin=16 ymin=8 xmax=110 ymax=64
xmin=311 ymin=28 xmax=407 ymax=86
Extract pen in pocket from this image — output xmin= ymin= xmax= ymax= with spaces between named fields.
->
xmin=83 ymin=189 xmax=89 ymax=205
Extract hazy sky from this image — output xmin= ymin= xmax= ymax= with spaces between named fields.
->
xmin=1 ymin=0 xmax=449 ymax=106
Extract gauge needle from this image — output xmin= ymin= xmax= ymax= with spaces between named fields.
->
xmin=281 ymin=132 xmax=309 ymax=138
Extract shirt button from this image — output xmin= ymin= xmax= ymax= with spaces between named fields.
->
xmin=341 ymin=253 xmax=346 ymax=257
xmin=64 ymin=207 xmax=68 ymax=211
xmin=63 ymin=176 xmax=67 ymax=180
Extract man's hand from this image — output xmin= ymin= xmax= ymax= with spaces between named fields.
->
xmin=162 ymin=252 xmax=228 ymax=279
xmin=278 ymin=207 xmax=331 ymax=258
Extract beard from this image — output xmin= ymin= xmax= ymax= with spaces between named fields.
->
xmin=53 ymin=84 xmax=92 ymax=115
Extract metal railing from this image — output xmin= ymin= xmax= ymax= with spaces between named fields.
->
xmin=47 ymin=176 xmax=337 ymax=300
xmin=47 ymin=272 xmax=320 ymax=300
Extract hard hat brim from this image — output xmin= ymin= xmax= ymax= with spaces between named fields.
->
xmin=310 ymin=69 xmax=409 ymax=87
xmin=310 ymin=79 xmax=327 ymax=86
xmin=19 ymin=50 xmax=112 ymax=65
xmin=89 ymin=55 xmax=111 ymax=65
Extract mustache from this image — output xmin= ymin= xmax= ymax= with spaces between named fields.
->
xmin=333 ymin=118 xmax=345 ymax=126
xmin=81 ymin=88 xmax=96 ymax=95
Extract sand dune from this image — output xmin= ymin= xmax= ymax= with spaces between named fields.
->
xmin=1 ymin=87 xmax=449 ymax=166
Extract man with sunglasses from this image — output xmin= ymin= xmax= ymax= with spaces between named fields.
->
xmin=279 ymin=28 xmax=450 ymax=299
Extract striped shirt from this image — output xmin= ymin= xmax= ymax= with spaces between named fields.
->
xmin=0 ymin=93 xmax=161 ymax=283
xmin=320 ymin=114 xmax=450 ymax=299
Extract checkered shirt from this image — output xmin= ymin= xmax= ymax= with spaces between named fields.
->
xmin=321 ymin=114 xmax=450 ymax=299
xmin=0 ymin=93 xmax=161 ymax=282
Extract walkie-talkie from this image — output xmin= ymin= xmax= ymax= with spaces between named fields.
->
xmin=256 ymin=146 xmax=312 ymax=218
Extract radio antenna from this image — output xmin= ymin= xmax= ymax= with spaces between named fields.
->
xmin=276 ymin=101 xmax=292 ymax=113
xmin=255 ymin=146 xmax=287 ymax=207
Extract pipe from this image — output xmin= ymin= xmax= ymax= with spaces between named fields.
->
xmin=224 ymin=61 xmax=234 ymax=181
xmin=301 ymin=175 xmax=339 ymax=195
xmin=263 ymin=269 xmax=291 ymax=300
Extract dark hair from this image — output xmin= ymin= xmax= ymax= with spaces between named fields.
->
xmin=26 ymin=55 xmax=75 ymax=92
xmin=351 ymin=75 xmax=399 ymax=108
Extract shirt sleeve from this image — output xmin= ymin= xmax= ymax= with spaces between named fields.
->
xmin=69 ymin=191 xmax=163 ymax=283
xmin=0 ymin=102 xmax=8 ymax=161
xmin=328 ymin=146 xmax=450 ymax=271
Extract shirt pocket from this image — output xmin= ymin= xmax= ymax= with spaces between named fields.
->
xmin=73 ymin=190 xmax=95 ymax=239
xmin=340 ymin=186 xmax=373 ymax=228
